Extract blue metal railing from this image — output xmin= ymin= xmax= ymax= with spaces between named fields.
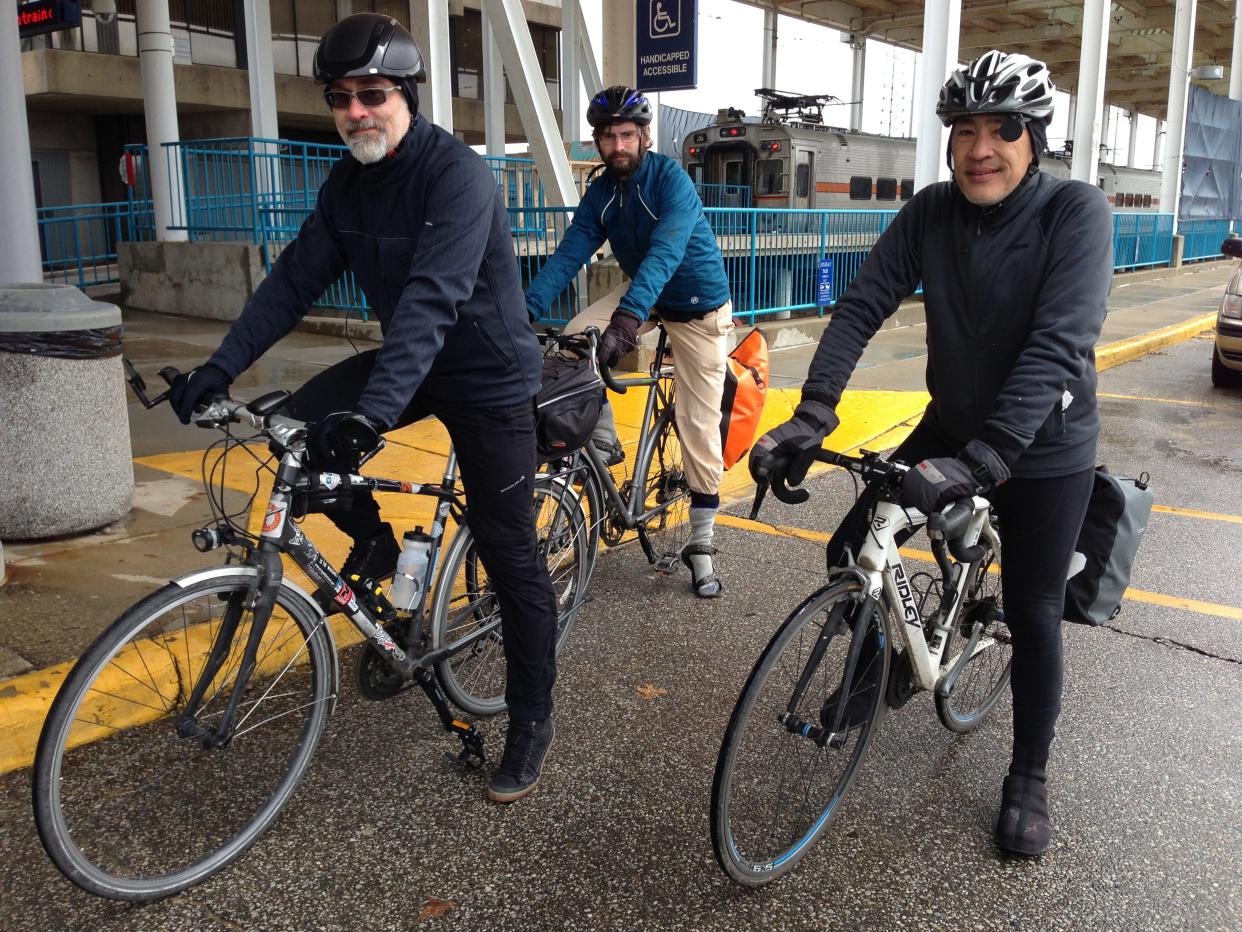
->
xmin=1112 ymin=213 xmax=1176 ymax=270
xmin=695 ymin=183 xmax=751 ymax=209
xmin=1179 ymin=218 xmax=1235 ymax=263
xmin=37 ymin=200 xmax=154 ymax=287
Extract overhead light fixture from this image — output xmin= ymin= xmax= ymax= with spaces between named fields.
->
xmin=1192 ymin=64 xmax=1224 ymax=80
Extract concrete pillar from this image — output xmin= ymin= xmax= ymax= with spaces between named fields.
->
xmin=0 ymin=0 xmax=43 ymax=283
xmin=1154 ymin=119 xmax=1164 ymax=170
xmin=1065 ymin=93 xmax=1077 ymax=150
xmin=1127 ymin=109 xmax=1139 ymax=168
xmin=761 ymin=7 xmax=777 ymax=89
xmin=482 ymin=13 xmax=506 ymax=155
xmin=602 ymin=0 xmax=636 ymax=87
xmin=1071 ymin=0 xmax=1110 ymax=186
xmin=137 ymin=0 xmax=188 ymax=242
xmin=1231 ymin=0 xmax=1242 ymax=100
xmin=243 ymin=0 xmax=279 ymax=140
xmin=1100 ymin=104 xmax=1111 ymax=162
xmin=913 ymin=0 xmax=960 ymax=192
xmin=409 ymin=0 xmax=453 ymax=132
xmin=849 ymin=35 xmax=866 ymax=133
xmin=482 ymin=0 xmax=578 ymax=207
xmin=1161 ymin=0 xmax=1197 ymax=224
xmin=576 ymin=4 xmax=602 ymax=95
xmin=561 ymin=0 xmax=581 ymax=141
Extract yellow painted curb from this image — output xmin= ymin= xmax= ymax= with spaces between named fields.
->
xmin=1096 ymin=313 xmax=1217 ymax=372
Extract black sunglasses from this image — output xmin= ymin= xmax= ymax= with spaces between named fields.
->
xmin=323 ymin=86 xmax=402 ymax=111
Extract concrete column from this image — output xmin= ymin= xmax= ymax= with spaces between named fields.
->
xmin=409 ymin=0 xmax=453 ymax=131
xmin=849 ymin=35 xmax=866 ymax=132
xmin=577 ymin=3 xmax=602 ymax=95
xmin=482 ymin=14 xmax=506 ymax=155
xmin=0 ymin=0 xmax=43 ymax=283
xmin=243 ymin=0 xmax=279 ymax=139
xmin=1127 ymin=109 xmax=1140 ymax=168
xmin=137 ymin=0 xmax=188 ymax=242
xmin=913 ymin=0 xmax=960 ymax=192
xmin=602 ymin=0 xmax=636 ymax=87
xmin=1071 ymin=0 xmax=1110 ymax=186
xmin=1065 ymin=93 xmax=1077 ymax=146
xmin=1154 ymin=119 xmax=1164 ymax=170
xmin=1160 ymin=0 xmax=1197 ymax=223
xmin=1100 ymin=104 xmax=1111 ymax=162
xmin=1231 ymin=0 xmax=1242 ymax=99
xmin=482 ymin=0 xmax=578 ymax=207
xmin=561 ymin=0 xmax=581 ymax=141
xmin=761 ymin=7 xmax=777 ymax=89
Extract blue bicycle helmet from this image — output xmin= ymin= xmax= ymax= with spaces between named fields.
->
xmin=586 ymin=86 xmax=653 ymax=128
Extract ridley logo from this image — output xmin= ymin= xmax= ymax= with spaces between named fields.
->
xmin=892 ymin=562 xmax=920 ymax=625
xmin=872 ymin=514 xmax=889 ymax=531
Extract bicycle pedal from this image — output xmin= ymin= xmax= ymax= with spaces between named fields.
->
xmin=652 ymin=552 xmax=681 ymax=575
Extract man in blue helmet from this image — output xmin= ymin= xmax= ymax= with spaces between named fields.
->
xmin=526 ymin=85 xmax=734 ymax=599
xmin=750 ymin=51 xmax=1114 ymax=857
xmin=167 ymin=13 xmax=558 ymax=804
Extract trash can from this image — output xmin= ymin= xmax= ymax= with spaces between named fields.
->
xmin=0 ymin=284 xmax=133 ymax=539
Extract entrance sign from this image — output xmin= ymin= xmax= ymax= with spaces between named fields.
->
xmin=636 ymin=0 xmax=697 ymax=92
xmin=816 ymin=257 xmax=834 ymax=306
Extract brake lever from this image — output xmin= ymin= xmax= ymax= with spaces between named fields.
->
xmin=122 ymin=357 xmax=173 ymax=409
xmin=748 ymin=478 xmax=769 ymax=520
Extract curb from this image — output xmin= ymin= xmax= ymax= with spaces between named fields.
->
xmin=1095 ymin=312 xmax=1217 ymax=372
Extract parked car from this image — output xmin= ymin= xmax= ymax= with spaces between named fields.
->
xmin=1214 ymin=237 xmax=1242 ymax=388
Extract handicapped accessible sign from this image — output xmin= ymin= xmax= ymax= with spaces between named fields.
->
xmin=635 ymin=0 xmax=697 ymax=92
xmin=816 ymin=256 xmax=834 ymax=306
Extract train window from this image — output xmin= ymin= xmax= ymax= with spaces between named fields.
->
xmin=849 ymin=176 xmax=872 ymax=200
xmin=725 ymin=159 xmax=744 ymax=186
xmin=900 ymin=179 xmax=914 ymax=200
xmin=1143 ymin=194 xmax=1152 ymax=207
xmin=756 ymin=159 xmax=784 ymax=195
xmin=687 ymin=162 xmax=703 ymax=185
xmin=796 ymin=163 xmax=811 ymax=199
xmin=875 ymin=178 xmax=898 ymax=201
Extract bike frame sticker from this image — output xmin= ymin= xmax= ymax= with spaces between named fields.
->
xmin=262 ymin=501 xmax=287 ymax=537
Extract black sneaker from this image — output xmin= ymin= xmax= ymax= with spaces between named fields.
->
xmin=591 ymin=436 xmax=625 ymax=467
xmin=315 ymin=524 xmax=400 ymax=616
xmin=487 ymin=717 xmax=555 ymax=803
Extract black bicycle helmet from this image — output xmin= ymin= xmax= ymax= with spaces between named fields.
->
xmin=314 ymin=14 xmax=426 ymax=114
xmin=586 ymin=86 xmax=653 ymax=128
xmin=936 ymin=49 xmax=1055 ymax=127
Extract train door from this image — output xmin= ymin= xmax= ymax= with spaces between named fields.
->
xmin=706 ymin=142 xmax=752 ymax=194
xmin=793 ymin=149 xmax=815 ymax=208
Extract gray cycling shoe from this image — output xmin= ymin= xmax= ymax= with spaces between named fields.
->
xmin=681 ymin=544 xmax=723 ymax=598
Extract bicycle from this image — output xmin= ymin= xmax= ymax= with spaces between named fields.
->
xmin=710 ymin=446 xmax=1013 ymax=887
xmin=32 ymin=364 xmax=591 ymax=902
xmin=542 ymin=323 xmax=693 ymax=576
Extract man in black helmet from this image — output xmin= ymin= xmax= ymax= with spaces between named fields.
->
xmin=750 ymin=51 xmax=1113 ymax=857
xmin=168 ymin=13 xmax=558 ymax=804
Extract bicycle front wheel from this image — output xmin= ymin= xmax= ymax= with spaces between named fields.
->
xmin=711 ymin=580 xmax=889 ymax=887
xmin=640 ymin=403 xmax=692 ymax=563
xmin=935 ymin=531 xmax=1012 ymax=733
xmin=33 ymin=570 xmax=335 ymax=902
xmin=431 ymin=479 xmax=590 ymax=716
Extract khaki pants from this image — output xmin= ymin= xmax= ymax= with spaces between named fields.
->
xmin=563 ymin=286 xmax=734 ymax=496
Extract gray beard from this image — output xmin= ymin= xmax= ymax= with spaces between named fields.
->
xmin=348 ymin=130 xmax=391 ymax=165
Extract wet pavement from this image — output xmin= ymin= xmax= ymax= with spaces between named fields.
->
xmin=0 ymin=262 xmax=1239 ymax=929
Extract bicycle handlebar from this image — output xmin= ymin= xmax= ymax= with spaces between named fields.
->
xmin=582 ymin=327 xmax=628 ymax=395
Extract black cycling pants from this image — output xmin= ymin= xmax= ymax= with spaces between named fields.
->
xmin=289 ymin=351 xmax=558 ymax=722
xmin=825 ymin=418 xmax=1094 ymax=775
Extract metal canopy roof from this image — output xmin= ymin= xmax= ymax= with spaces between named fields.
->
xmin=739 ymin=1 xmax=1237 ymax=121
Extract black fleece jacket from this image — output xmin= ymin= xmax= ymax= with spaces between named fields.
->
xmin=207 ymin=115 xmax=541 ymax=427
xmin=802 ymin=170 xmax=1113 ymax=478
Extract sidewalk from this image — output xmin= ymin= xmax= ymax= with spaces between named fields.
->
xmin=0 ymin=260 xmax=1232 ymax=772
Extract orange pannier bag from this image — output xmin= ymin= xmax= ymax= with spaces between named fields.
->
xmin=719 ymin=327 xmax=769 ymax=470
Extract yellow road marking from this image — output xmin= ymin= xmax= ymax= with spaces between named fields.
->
xmin=1095 ymin=313 xmax=1217 ymax=371
xmin=1151 ymin=504 xmax=1242 ymax=524
xmin=1097 ymin=392 xmax=1213 ymax=408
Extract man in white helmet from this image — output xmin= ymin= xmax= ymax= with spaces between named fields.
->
xmin=750 ymin=50 xmax=1113 ymax=857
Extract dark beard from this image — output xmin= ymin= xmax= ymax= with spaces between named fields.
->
xmin=604 ymin=149 xmax=644 ymax=180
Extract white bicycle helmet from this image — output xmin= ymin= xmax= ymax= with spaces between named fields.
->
xmin=937 ymin=50 xmax=1055 ymax=127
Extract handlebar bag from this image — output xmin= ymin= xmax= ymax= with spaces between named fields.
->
xmin=1064 ymin=467 xmax=1153 ymax=626
xmin=719 ymin=327 xmax=770 ymax=470
xmin=535 ymin=350 xmax=604 ymax=461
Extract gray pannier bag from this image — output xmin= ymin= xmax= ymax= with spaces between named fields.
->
xmin=1064 ymin=468 xmax=1154 ymax=626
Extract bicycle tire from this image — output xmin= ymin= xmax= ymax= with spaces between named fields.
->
xmin=431 ymin=479 xmax=590 ymax=716
xmin=640 ymin=403 xmax=692 ymax=563
xmin=935 ymin=530 xmax=1012 ymax=733
xmin=711 ymin=579 xmax=889 ymax=887
xmin=32 ymin=570 xmax=334 ymax=902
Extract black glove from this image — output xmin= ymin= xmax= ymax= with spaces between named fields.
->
xmin=168 ymin=363 xmax=232 ymax=425
xmin=598 ymin=310 xmax=641 ymax=367
xmin=900 ymin=439 xmax=1010 ymax=515
xmin=748 ymin=399 xmax=840 ymax=487
xmin=306 ymin=412 xmax=384 ymax=470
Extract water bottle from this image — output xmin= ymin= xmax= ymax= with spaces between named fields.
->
xmin=389 ymin=527 xmax=431 ymax=611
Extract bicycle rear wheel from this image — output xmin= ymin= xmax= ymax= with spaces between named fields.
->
xmin=431 ymin=479 xmax=590 ymax=716
xmin=32 ymin=570 xmax=334 ymax=901
xmin=935 ymin=531 xmax=1012 ymax=733
xmin=711 ymin=579 xmax=889 ymax=887
xmin=640 ymin=403 xmax=692 ymax=564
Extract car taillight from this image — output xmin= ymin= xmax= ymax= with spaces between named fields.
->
xmin=1222 ymin=292 xmax=1242 ymax=320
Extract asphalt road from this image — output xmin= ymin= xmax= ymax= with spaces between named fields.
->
xmin=0 ymin=335 xmax=1239 ymax=930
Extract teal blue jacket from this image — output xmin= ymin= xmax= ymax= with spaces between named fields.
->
xmin=525 ymin=151 xmax=730 ymax=322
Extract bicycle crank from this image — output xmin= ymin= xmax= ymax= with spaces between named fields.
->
xmin=357 ymin=642 xmax=416 ymax=700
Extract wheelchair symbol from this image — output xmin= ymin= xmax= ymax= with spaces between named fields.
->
xmin=650 ymin=1 xmax=679 ymax=38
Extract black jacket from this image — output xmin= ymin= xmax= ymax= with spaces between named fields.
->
xmin=802 ymin=171 xmax=1113 ymax=478
xmin=208 ymin=116 xmax=541 ymax=427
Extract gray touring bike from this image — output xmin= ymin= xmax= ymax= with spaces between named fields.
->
xmin=32 ymin=364 xmax=591 ymax=901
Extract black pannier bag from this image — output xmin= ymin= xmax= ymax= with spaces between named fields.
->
xmin=1064 ymin=467 xmax=1153 ymax=626
xmin=535 ymin=348 xmax=604 ymax=461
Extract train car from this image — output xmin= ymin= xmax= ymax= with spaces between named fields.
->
xmin=683 ymin=91 xmax=1163 ymax=212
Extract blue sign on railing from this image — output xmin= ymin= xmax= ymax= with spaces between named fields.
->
xmin=816 ymin=256 xmax=834 ymax=306
xmin=635 ymin=0 xmax=697 ymax=92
